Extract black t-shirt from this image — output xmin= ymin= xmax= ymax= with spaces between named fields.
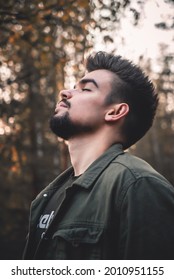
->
xmin=34 ymin=174 xmax=79 ymax=247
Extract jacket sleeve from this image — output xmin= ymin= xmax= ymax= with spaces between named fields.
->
xmin=117 ymin=176 xmax=174 ymax=259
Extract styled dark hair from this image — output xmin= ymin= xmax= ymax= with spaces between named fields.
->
xmin=86 ymin=51 xmax=159 ymax=149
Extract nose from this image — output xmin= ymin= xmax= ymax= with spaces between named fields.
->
xmin=60 ymin=89 xmax=74 ymax=99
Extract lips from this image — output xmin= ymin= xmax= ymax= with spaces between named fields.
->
xmin=60 ymin=99 xmax=70 ymax=107
xmin=59 ymin=101 xmax=68 ymax=108
xmin=54 ymin=99 xmax=70 ymax=114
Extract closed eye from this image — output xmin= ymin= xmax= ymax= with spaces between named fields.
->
xmin=82 ymin=88 xmax=91 ymax=92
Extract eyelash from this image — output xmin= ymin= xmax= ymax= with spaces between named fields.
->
xmin=82 ymin=88 xmax=91 ymax=92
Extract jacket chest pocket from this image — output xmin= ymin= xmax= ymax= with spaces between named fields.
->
xmin=48 ymin=225 xmax=104 ymax=259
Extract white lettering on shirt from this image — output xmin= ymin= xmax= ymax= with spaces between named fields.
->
xmin=38 ymin=211 xmax=55 ymax=229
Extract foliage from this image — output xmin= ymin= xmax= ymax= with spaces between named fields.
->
xmin=130 ymin=50 xmax=174 ymax=185
xmin=91 ymin=0 xmax=174 ymax=185
xmin=90 ymin=0 xmax=146 ymax=50
xmin=0 ymin=0 xmax=174 ymax=259
xmin=0 ymin=0 xmax=92 ymax=259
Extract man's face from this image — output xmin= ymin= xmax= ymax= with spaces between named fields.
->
xmin=50 ymin=69 xmax=114 ymax=139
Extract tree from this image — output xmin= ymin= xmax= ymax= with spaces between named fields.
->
xmin=0 ymin=0 xmax=173 ymax=259
xmin=132 ymin=47 xmax=174 ymax=185
xmin=91 ymin=0 xmax=174 ymax=185
xmin=0 ymin=0 xmax=92 ymax=259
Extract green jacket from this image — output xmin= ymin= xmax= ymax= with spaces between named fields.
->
xmin=23 ymin=144 xmax=174 ymax=259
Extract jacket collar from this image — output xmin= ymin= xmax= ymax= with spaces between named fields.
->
xmin=73 ymin=143 xmax=124 ymax=189
xmin=37 ymin=143 xmax=124 ymax=199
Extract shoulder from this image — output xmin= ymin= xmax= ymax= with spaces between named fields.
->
xmin=110 ymin=151 xmax=170 ymax=184
xmin=101 ymin=151 xmax=174 ymax=204
xmin=108 ymin=152 xmax=174 ymax=210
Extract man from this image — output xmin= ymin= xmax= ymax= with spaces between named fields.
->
xmin=23 ymin=51 xmax=174 ymax=259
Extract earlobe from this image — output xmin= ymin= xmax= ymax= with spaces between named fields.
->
xmin=105 ymin=103 xmax=129 ymax=122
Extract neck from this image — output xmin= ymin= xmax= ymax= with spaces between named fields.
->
xmin=67 ymin=130 xmax=116 ymax=176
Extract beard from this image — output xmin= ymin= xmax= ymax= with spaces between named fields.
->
xmin=49 ymin=112 xmax=95 ymax=140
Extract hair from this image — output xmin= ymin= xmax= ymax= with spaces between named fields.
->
xmin=86 ymin=51 xmax=159 ymax=149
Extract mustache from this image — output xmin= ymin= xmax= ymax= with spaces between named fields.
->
xmin=59 ymin=98 xmax=71 ymax=108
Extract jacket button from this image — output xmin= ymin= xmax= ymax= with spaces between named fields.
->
xmin=43 ymin=193 xmax=47 ymax=197
xmin=41 ymin=232 xmax=49 ymax=240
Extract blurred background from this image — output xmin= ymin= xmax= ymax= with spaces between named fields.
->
xmin=0 ymin=0 xmax=173 ymax=259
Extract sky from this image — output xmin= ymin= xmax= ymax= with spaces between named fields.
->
xmin=93 ymin=0 xmax=174 ymax=69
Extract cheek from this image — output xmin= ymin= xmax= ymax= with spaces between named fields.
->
xmin=69 ymin=97 xmax=106 ymax=121
xmin=71 ymin=106 xmax=105 ymax=124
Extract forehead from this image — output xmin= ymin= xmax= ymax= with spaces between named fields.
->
xmin=80 ymin=69 xmax=114 ymax=89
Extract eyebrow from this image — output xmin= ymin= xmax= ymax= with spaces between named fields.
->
xmin=79 ymin=78 xmax=99 ymax=88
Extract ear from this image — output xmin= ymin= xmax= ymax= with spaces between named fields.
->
xmin=105 ymin=103 xmax=129 ymax=122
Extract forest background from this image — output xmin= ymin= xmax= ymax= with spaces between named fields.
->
xmin=0 ymin=0 xmax=174 ymax=259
